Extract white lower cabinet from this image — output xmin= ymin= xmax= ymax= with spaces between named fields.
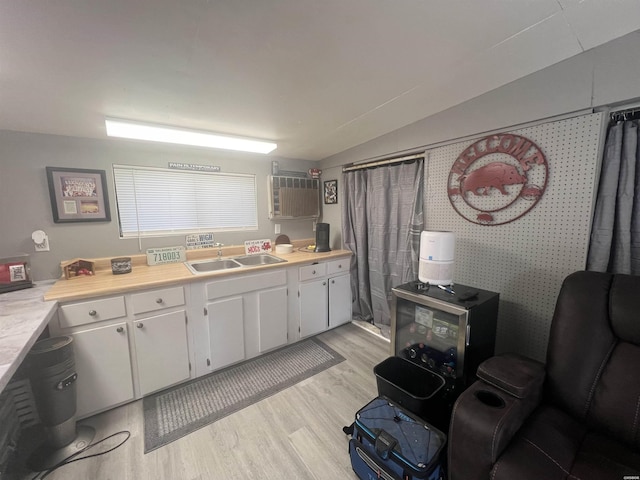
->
xmin=133 ymin=310 xmax=190 ymax=396
xmin=299 ymin=279 xmax=329 ymax=337
xmin=258 ymin=286 xmax=288 ymax=352
xmin=207 ymin=296 xmax=245 ymax=370
xmin=329 ymin=273 xmax=352 ymax=328
xmin=49 ymin=256 xmax=351 ymax=417
xmin=51 ymin=286 xmax=191 ymax=417
xmin=69 ymin=322 xmax=134 ymax=418
xmin=192 ymin=269 xmax=289 ymax=375
xmin=298 ymin=259 xmax=352 ymax=337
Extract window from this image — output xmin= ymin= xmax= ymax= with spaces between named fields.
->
xmin=113 ymin=165 xmax=258 ymax=238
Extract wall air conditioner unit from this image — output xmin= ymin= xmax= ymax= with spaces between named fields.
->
xmin=268 ymin=175 xmax=320 ymax=219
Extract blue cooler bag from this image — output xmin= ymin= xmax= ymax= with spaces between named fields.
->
xmin=349 ymin=397 xmax=446 ymax=480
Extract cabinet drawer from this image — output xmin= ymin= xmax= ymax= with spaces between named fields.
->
xmin=327 ymin=258 xmax=349 ymax=276
xmin=131 ymin=286 xmax=185 ymax=315
xmin=299 ymin=263 xmax=327 ymax=282
xmin=59 ymin=296 xmax=126 ymax=328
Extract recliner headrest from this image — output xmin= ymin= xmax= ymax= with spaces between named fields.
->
xmin=610 ymin=274 xmax=640 ymax=346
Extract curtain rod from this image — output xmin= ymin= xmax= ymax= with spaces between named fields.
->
xmin=342 ymin=152 xmax=424 ymax=172
xmin=610 ymin=107 xmax=640 ymax=122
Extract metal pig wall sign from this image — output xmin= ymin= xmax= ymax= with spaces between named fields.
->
xmin=447 ymin=134 xmax=548 ymax=225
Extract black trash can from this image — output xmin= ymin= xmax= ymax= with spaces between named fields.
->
xmin=374 ymin=356 xmax=451 ymax=432
xmin=27 ymin=336 xmax=94 ymax=471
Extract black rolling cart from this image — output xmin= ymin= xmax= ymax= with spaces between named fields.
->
xmin=381 ymin=281 xmax=500 ymax=433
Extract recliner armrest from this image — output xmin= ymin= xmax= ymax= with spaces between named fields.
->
xmin=477 ymin=353 xmax=545 ymax=399
xmin=448 ymin=354 xmax=546 ymax=480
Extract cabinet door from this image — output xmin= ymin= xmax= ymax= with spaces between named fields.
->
xmin=134 ymin=310 xmax=190 ymax=396
xmin=72 ymin=322 xmax=134 ymax=418
xmin=329 ymin=273 xmax=352 ymax=328
xmin=257 ymin=286 xmax=288 ymax=353
xmin=207 ymin=296 xmax=245 ymax=370
xmin=299 ymin=279 xmax=328 ymax=337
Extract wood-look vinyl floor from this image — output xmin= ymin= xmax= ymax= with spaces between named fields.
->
xmin=23 ymin=323 xmax=390 ymax=480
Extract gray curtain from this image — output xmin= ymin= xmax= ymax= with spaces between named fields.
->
xmin=587 ymin=120 xmax=640 ymax=274
xmin=342 ymin=160 xmax=424 ymax=333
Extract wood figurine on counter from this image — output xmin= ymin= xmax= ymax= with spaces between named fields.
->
xmin=61 ymin=258 xmax=95 ymax=279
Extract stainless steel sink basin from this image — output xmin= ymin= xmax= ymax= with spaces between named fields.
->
xmin=233 ymin=254 xmax=287 ymax=266
xmin=185 ymin=258 xmax=242 ymax=274
xmin=184 ymin=253 xmax=287 ymax=274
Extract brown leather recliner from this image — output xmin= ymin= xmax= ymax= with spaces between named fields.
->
xmin=448 ymin=271 xmax=640 ymax=480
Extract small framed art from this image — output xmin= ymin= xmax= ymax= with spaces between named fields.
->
xmin=324 ymin=180 xmax=338 ymax=205
xmin=46 ymin=167 xmax=111 ymax=223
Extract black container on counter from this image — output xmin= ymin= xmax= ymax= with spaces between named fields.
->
xmin=111 ymin=257 xmax=132 ymax=275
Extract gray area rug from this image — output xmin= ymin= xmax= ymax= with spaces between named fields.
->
xmin=143 ymin=338 xmax=345 ymax=452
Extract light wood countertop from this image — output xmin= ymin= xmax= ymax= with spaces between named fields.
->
xmin=44 ymin=242 xmax=352 ymax=303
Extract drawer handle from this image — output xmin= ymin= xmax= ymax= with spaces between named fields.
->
xmin=156 ymin=298 xmax=164 ymax=304
xmin=88 ymin=310 xmax=97 ymax=316
xmin=116 ymin=327 xmax=124 ymax=333
xmin=137 ymin=323 xmax=144 ymax=329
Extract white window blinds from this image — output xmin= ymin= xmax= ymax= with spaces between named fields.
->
xmin=113 ymin=165 xmax=258 ymax=238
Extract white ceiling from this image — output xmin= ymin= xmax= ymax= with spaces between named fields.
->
xmin=2 ymin=1 xmax=640 ymax=161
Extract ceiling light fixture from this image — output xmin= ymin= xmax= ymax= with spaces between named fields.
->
xmin=105 ymin=118 xmax=277 ymax=154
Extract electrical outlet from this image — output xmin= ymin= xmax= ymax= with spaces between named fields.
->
xmin=32 ymin=230 xmax=50 ymax=252
xmin=35 ymin=237 xmax=50 ymax=252
xmin=275 ymin=224 xmax=281 ymax=234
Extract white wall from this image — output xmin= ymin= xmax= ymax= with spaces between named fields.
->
xmin=0 ymin=132 xmax=319 ymax=280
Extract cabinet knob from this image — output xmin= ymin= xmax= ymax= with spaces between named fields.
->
xmin=88 ymin=310 xmax=97 ymax=316
xmin=116 ymin=327 xmax=124 ymax=333
xmin=137 ymin=323 xmax=144 ymax=329
xmin=156 ymin=298 xmax=163 ymax=304
xmin=331 ymin=280 xmax=335 ymax=284
xmin=322 ymin=282 xmax=326 ymax=286
xmin=312 ymin=270 xmax=316 ymax=275
xmin=338 ymin=264 xmax=342 ymax=269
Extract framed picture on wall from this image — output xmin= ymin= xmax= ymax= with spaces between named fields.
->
xmin=46 ymin=167 xmax=111 ymax=223
xmin=324 ymin=179 xmax=338 ymax=204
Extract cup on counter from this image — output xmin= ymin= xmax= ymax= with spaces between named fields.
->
xmin=111 ymin=257 xmax=132 ymax=275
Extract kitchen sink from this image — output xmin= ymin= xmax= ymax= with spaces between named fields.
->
xmin=233 ymin=254 xmax=287 ymax=266
xmin=185 ymin=258 xmax=242 ymax=274
xmin=184 ymin=254 xmax=287 ymax=274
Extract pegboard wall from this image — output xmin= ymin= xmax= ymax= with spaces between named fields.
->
xmin=425 ymin=112 xmax=604 ymax=361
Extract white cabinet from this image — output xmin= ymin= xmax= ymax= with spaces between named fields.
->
xmin=298 ymin=259 xmax=352 ymax=337
xmin=58 ymin=296 xmax=126 ymax=328
xmin=192 ymin=269 xmax=288 ymax=376
xmin=258 ymin=286 xmax=288 ymax=352
xmin=133 ymin=310 xmax=190 ymax=396
xmin=50 ymin=295 xmax=134 ymax=419
xmin=51 ymin=285 xmax=192 ymax=417
xmin=299 ymin=279 xmax=329 ymax=337
xmin=329 ymin=273 xmax=352 ymax=328
xmin=207 ymin=296 xmax=245 ymax=370
xmin=71 ymin=322 xmax=134 ymax=418
xmin=131 ymin=286 xmax=185 ymax=315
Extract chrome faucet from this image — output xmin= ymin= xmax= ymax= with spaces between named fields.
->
xmin=214 ymin=242 xmax=224 ymax=258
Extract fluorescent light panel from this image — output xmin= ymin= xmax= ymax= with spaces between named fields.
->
xmin=105 ymin=118 xmax=277 ymax=154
